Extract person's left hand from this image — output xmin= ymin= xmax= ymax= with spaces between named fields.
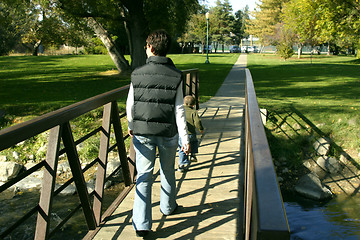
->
xmin=128 ymin=129 xmax=134 ymax=137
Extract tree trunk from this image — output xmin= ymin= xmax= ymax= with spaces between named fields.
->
xmin=297 ymin=44 xmax=302 ymax=59
xmin=124 ymin=0 xmax=147 ymax=70
xmin=87 ymin=17 xmax=130 ymax=73
xmin=357 ymin=39 xmax=360 ymax=59
xmin=33 ymin=40 xmax=42 ymax=56
xmin=328 ymin=42 xmax=331 ymax=56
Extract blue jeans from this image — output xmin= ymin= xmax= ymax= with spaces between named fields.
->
xmin=178 ymin=134 xmax=198 ymax=166
xmin=132 ymin=134 xmax=178 ymax=231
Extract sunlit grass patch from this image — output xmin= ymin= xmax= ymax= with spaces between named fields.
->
xmin=248 ymin=54 xmax=360 ymax=160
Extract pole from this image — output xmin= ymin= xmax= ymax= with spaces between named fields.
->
xmin=205 ymin=12 xmax=210 ymax=64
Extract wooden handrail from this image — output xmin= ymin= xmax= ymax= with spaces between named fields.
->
xmin=0 ymin=85 xmax=130 ymax=152
xmin=244 ymin=68 xmax=290 ymax=239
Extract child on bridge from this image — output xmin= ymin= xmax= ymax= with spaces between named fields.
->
xmin=178 ymin=95 xmax=204 ymax=172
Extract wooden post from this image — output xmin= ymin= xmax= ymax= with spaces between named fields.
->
xmin=93 ymin=103 xmax=112 ymax=225
xmin=35 ymin=125 xmax=62 ymax=239
xmin=111 ymin=101 xmax=132 ymax=186
xmin=62 ymin=122 xmax=96 ymax=230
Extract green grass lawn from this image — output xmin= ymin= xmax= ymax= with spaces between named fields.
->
xmin=0 ymin=53 xmax=239 ymax=127
xmin=248 ymin=54 xmax=360 ymax=160
xmin=0 ymin=53 xmax=239 ymax=163
xmin=0 ymin=55 xmax=127 ymax=120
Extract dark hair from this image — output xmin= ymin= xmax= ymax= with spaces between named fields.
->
xmin=146 ymin=29 xmax=171 ymax=56
xmin=184 ymin=95 xmax=195 ymax=106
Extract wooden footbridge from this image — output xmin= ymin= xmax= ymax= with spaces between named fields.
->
xmin=0 ymin=55 xmax=290 ymax=239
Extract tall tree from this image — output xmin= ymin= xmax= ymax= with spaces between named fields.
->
xmin=250 ymin=0 xmax=360 ymax=57
xmin=315 ymin=0 xmax=360 ymax=57
xmin=19 ymin=0 xmax=69 ymax=56
xmin=247 ymin=0 xmax=289 ymax=46
xmin=63 ymin=18 xmax=92 ymax=54
xmin=0 ymin=1 xmax=24 ymax=55
xmin=59 ymin=0 xmax=200 ymax=73
xmin=281 ymin=0 xmax=360 ymax=57
xmin=178 ymin=7 xmax=208 ymax=53
xmin=282 ymin=0 xmax=319 ymax=58
xmin=0 ymin=0 xmax=94 ymax=56
xmin=210 ymin=0 xmax=233 ymax=52
xmin=231 ymin=6 xmax=250 ymax=45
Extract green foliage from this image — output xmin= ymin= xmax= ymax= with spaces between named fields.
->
xmin=276 ymin=43 xmax=294 ymax=60
xmin=209 ymin=0 xmax=234 ymax=51
xmin=144 ymin=0 xmax=200 ymax=37
xmin=0 ymin=0 xmax=96 ymax=56
xmin=251 ymin=0 xmax=360 ymax=56
xmin=282 ymin=0 xmax=318 ymax=47
xmin=0 ymin=110 xmax=122 ymax=163
xmin=63 ymin=17 xmax=93 ymax=48
xmin=84 ymin=38 xmax=108 ymax=54
xmin=0 ymin=1 xmax=27 ymax=55
xmin=179 ymin=7 xmax=208 ymax=46
xmin=179 ymin=1 xmax=250 ymax=51
xmin=248 ymin=0 xmax=289 ymax=46
xmin=232 ymin=7 xmax=250 ymax=45
xmin=265 ymin=122 xmax=311 ymax=169
xmin=59 ymin=0 xmax=201 ymax=69
xmin=18 ymin=0 xmax=73 ymax=54
xmin=276 ymin=26 xmax=295 ymax=60
xmin=1 ymin=131 xmax=50 ymax=163
xmin=73 ymin=110 xmax=103 ymax=162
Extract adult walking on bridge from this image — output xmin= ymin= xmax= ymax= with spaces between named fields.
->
xmin=126 ymin=29 xmax=190 ymax=238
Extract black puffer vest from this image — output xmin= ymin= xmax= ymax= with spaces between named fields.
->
xmin=131 ymin=56 xmax=182 ymax=137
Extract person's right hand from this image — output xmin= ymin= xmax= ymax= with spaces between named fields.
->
xmin=181 ymin=143 xmax=190 ymax=155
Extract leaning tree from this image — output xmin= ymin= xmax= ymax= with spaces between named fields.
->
xmin=59 ymin=0 xmax=200 ymax=73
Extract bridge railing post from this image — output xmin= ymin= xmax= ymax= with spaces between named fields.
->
xmin=62 ymin=121 xmax=97 ymax=230
xmin=93 ymin=103 xmax=112 ymax=225
xmin=35 ymin=125 xmax=62 ymax=239
xmin=182 ymin=69 xmax=200 ymax=109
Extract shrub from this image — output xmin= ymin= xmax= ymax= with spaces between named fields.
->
xmin=84 ymin=37 xmax=108 ymax=55
xmin=276 ymin=43 xmax=294 ymax=60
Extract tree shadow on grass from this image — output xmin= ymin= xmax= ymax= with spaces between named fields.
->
xmin=0 ymin=55 xmax=130 ymax=118
xmin=250 ymin=62 xmax=360 ymax=101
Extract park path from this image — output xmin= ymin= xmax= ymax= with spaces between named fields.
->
xmin=93 ymin=54 xmax=247 ymax=239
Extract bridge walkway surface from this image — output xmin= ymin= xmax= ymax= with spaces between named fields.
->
xmin=93 ymin=54 xmax=247 ymax=239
